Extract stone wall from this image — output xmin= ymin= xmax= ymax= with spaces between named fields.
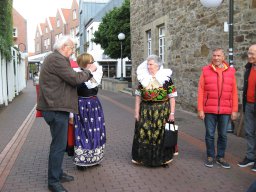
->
xmin=130 ymin=0 xmax=256 ymax=112
xmin=101 ymin=78 xmax=129 ymax=92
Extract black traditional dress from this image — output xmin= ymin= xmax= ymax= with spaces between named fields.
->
xmin=132 ymin=62 xmax=177 ymax=167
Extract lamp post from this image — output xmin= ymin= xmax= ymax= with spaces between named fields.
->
xmin=118 ymin=33 xmax=125 ymax=81
xmin=200 ymin=0 xmax=235 ymax=133
xmin=200 ymin=0 xmax=234 ymax=67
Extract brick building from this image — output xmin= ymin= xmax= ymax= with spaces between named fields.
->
xmin=12 ymin=7 xmax=27 ymax=52
xmin=34 ymin=0 xmax=79 ymax=55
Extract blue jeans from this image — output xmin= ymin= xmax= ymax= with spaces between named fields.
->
xmin=42 ymin=111 xmax=69 ymax=185
xmin=244 ymin=103 xmax=256 ymax=160
xmin=204 ymin=114 xmax=230 ymax=159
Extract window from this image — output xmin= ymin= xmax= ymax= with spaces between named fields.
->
xmin=44 ymin=39 xmax=47 ymax=49
xmin=57 ymin=19 xmax=60 ymax=28
xmin=90 ymin=27 xmax=93 ymax=50
xmin=76 ymin=26 xmax=79 ymax=35
xmin=86 ymin=30 xmax=90 ymax=48
xmin=147 ymin=30 xmax=152 ymax=56
xmin=73 ymin=9 xmax=77 ymax=20
xmin=36 ymin=43 xmax=39 ymax=52
xmin=45 ymin=27 xmax=48 ymax=33
xmin=101 ymin=62 xmax=117 ymax=78
xmin=13 ymin=28 xmax=18 ymax=37
xmin=125 ymin=61 xmax=132 ymax=77
xmin=159 ymin=26 xmax=165 ymax=62
xmin=55 ymin=34 xmax=62 ymax=42
xmin=55 ymin=35 xmax=58 ymax=42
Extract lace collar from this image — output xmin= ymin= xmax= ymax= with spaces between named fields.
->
xmin=136 ymin=60 xmax=173 ymax=87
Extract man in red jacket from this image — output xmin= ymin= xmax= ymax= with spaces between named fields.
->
xmin=237 ymin=44 xmax=256 ymax=172
xmin=197 ymin=48 xmax=238 ymax=169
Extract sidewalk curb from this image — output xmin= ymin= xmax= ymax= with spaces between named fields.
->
xmin=0 ymin=105 xmax=36 ymax=191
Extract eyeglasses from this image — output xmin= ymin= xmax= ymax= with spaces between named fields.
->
xmin=89 ymin=61 xmax=95 ymax=64
xmin=66 ymin=45 xmax=75 ymax=51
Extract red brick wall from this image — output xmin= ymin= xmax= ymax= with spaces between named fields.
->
xmin=12 ymin=8 xmax=27 ymax=52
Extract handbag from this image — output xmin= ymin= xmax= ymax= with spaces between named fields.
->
xmin=163 ymin=121 xmax=178 ymax=148
xmin=35 ymin=84 xmax=43 ymax=117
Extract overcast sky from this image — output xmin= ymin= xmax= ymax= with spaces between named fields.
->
xmin=13 ymin=0 xmax=73 ymax=52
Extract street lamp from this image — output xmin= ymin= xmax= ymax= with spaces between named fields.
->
xmin=118 ymin=33 xmax=125 ymax=81
xmin=200 ymin=0 xmax=234 ymax=67
xmin=200 ymin=0 xmax=235 ymax=133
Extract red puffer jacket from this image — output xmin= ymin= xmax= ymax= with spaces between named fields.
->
xmin=202 ymin=64 xmax=236 ymax=114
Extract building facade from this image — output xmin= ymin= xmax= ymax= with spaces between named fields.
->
xmin=12 ymin=7 xmax=27 ymax=52
xmin=34 ymin=0 xmax=79 ymax=55
xmin=130 ymin=0 xmax=256 ymax=111
xmin=79 ymin=0 xmax=131 ymax=78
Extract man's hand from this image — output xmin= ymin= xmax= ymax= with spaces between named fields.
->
xmin=231 ymin=112 xmax=238 ymax=121
xmin=198 ymin=111 xmax=205 ymax=120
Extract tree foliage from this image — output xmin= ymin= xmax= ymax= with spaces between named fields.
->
xmin=93 ymin=0 xmax=130 ymax=59
xmin=0 ymin=0 xmax=13 ymax=60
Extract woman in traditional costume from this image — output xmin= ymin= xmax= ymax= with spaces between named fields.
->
xmin=132 ymin=54 xmax=177 ymax=167
xmin=71 ymin=53 xmax=106 ymax=168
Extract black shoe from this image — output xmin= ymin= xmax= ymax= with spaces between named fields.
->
xmin=238 ymin=157 xmax=254 ymax=167
xmin=251 ymin=163 xmax=256 ymax=172
xmin=205 ymin=157 xmax=214 ymax=168
xmin=216 ymin=158 xmax=231 ymax=169
xmin=60 ymin=172 xmax=74 ymax=183
xmin=76 ymin=165 xmax=87 ymax=170
xmin=48 ymin=183 xmax=68 ymax=192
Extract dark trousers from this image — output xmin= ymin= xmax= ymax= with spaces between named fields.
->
xmin=247 ymin=180 xmax=256 ymax=192
xmin=42 ymin=111 xmax=69 ymax=185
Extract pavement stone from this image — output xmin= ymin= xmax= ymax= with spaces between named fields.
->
xmin=0 ymin=82 xmax=255 ymax=192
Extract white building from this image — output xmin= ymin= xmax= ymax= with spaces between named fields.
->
xmin=79 ymin=0 xmax=131 ymax=79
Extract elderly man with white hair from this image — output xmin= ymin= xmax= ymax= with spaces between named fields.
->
xmin=37 ymin=35 xmax=96 ymax=192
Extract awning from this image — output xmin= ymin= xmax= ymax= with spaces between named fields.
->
xmin=28 ymin=51 xmax=52 ymax=63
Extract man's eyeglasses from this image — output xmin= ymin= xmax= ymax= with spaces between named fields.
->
xmin=66 ymin=45 xmax=75 ymax=51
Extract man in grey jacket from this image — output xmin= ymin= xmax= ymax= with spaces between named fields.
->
xmin=37 ymin=35 xmax=96 ymax=192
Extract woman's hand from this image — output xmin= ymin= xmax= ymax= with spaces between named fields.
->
xmin=168 ymin=113 xmax=175 ymax=122
xmin=135 ymin=112 xmax=140 ymax=122
xmin=86 ymin=63 xmax=97 ymax=72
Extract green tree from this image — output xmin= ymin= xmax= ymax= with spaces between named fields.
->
xmin=0 ymin=0 xmax=13 ymax=60
xmin=93 ymin=0 xmax=130 ymax=59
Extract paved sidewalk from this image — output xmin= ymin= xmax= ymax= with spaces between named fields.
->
xmin=0 ymin=83 xmax=255 ymax=192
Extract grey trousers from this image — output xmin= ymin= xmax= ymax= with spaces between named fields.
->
xmin=244 ymin=103 xmax=256 ymax=160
